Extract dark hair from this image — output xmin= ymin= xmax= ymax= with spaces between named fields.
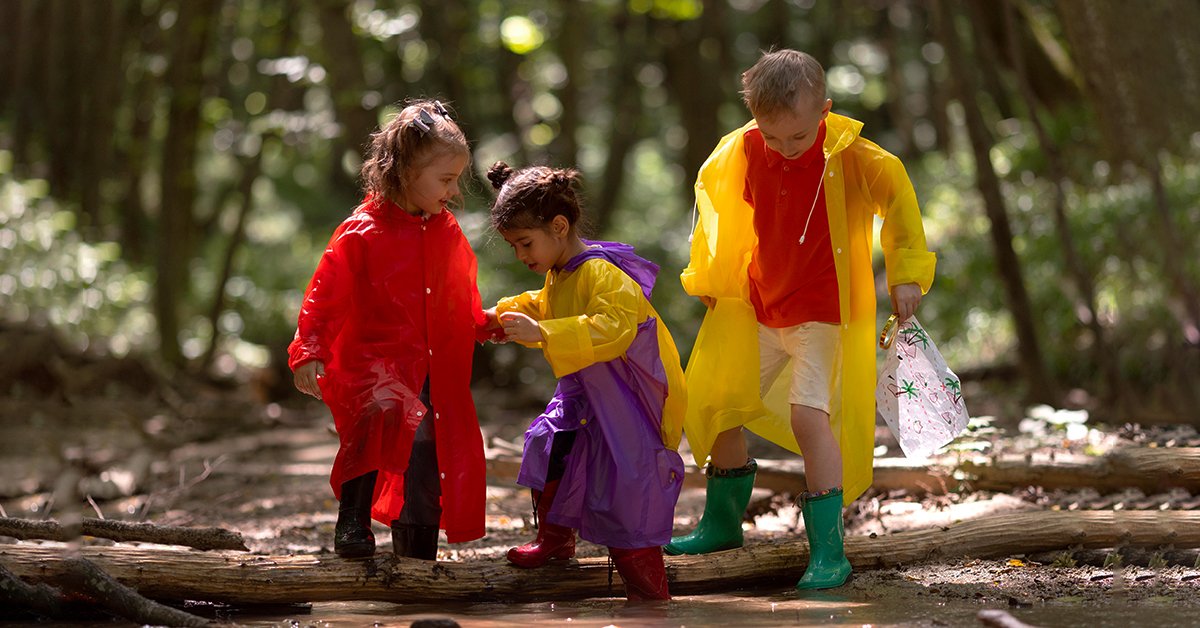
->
xmin=359 ymin=99 xmax=468 ymax=205
xmin=487 ymin=161 xmax=585 ymax=232
xmin=740 ymin=49 xmax=826 ymax=119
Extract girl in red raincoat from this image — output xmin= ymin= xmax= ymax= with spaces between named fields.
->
xmin=289 ymin=100 xmax=494 ymax=559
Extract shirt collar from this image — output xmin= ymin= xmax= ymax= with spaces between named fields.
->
xmin=763 ymin=119 xmax=827 ymax=169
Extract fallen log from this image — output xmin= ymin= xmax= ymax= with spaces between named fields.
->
xmin=0 ymin=563 xmax=78 ymax=619
xmin=2 ymin=510 xmax=1196 ymax=604
xmin=960 ymin=447 xmax=1200 ymax=495
xmin=495 ymin=448 xmax=1200 ymax=498
xmin=55 ymin=557 xmax=210 ymax=627
xmin=486 ymin=454 xmax=954 ymax=495
xmin=0 ymin=517 xmax=248 ymax=551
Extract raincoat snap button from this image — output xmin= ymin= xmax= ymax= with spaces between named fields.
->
xmin=780 ymin=189 xmax=787 ymax=196
xmin=580 ymin=419 xmax=587 ymax=425
xmin=829 ymin=172 xmax=835 ymax=178
xmin=435 ymin=412 xmax=440 ymax=419
xmin=416 ymin=411 xmax=423 ymax=417
xmin=440 ymin=473 xmax=445 ymax=479
xmin=697 ymin=182 xmax=705 ymax=189
xmin=836 ymin=248 xmax=842 ymax=254
xmin=428 ymin=349 xmax=433 ymax=356
xmin=426 ymin=288 xmax=431 ymax=294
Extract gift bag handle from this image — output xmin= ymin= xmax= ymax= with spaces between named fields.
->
xmin=879 ymin=313 xmax=899 ymax=350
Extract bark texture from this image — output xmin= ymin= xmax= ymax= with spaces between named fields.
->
xmin=2 ymin=511 xmax=1196 ymax=604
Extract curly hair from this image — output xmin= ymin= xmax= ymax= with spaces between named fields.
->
xmin=487 ymin=161 xmax=587 ymax=233
xmin=359 ymin=99 xmax=468 ymax=205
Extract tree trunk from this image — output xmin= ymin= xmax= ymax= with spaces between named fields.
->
xmin=47 ymin=0 xmax=82 ymax=200
xmin=1147 ymin=156 xmax=1200 ymax=345
xmin=7 ymin=0 xmax=41 ymax=175
xmin=78 ymin=0 xmax=127 ymax=235
xmin=657 ymin=3 xmax=728 ymax=203
xmin=881 ymin=1 xmax=916 ymax=159
xmin=156 ymin=0 xmax=221 ymax=367
xmin=932 ymin=0 xmax=1054 ymax=402
xmin=2 ymin=511 xmax=1196 ymax=603
xmin=998 ymin=0 xmax=1121 ymax=396
xmin=114 ymin=0 xmax=161 ymax=265
xmin=314 ymin=0 xmax=377 ymax=196
xmin=497 ymin=46 xmax=533 ymax=165
xmin=201 ymin=149 xmax=264 ymax=369
xmin=592 ymin=5 xmax=647 ymax=235
xmin=549 ymin=0 xmax=582 ymax=166
xmin=758 ymin=0 xmax=791 ymax=51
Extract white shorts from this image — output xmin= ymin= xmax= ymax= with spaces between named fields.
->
xmin=758 ymin=322 xmax=840 ymax=414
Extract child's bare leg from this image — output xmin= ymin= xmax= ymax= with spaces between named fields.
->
xmin=709 ymin=427 xmax=749 ymax=469
xmin=789 ymin=404 xmax=841 ymax=492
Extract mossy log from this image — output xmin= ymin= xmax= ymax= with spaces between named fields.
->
xmin=2 ymin=510 xmax=1197 ymax=604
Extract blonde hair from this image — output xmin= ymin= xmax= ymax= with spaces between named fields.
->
xmin=359 ymin=99 xmax=468 ymax=205
xmin=740 ymin=49 xmax=826 ymax=119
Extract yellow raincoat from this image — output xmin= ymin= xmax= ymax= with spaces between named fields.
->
xmin=680 ymin=113 xmax=936 ymax=503
xmin=497 ymin=256 xmax=686 ymax=451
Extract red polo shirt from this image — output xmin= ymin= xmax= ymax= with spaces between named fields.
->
xmin=743 ymin=122 xmax=841 ymax=328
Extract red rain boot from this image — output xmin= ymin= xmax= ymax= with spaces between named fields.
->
xmin=506 ymin=479 xmax=576 ymax=568
xmin=610 ymin=547 xmax=670 ymax=601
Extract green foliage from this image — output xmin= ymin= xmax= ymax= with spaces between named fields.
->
xmin=0 ymin=169 xmax=154 ymax=356
xmin=3 ymin=0 xmax=1198 ymax=422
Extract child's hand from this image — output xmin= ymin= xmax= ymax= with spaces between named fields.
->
xmin=483 ymin=307 xmax=502 ymax=329
xmin=698 ymin=295 xmax=716 ymax=309
xmin=294 ymin=360 xmax=325 ymax=400
xmin=499 ymin=312 xmax=544 ymax=343
xmin=890 ymin=283 xmax=923 ymax=322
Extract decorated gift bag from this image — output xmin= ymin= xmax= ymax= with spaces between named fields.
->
xmin=875 ymin=315 xmax=969 ymax=459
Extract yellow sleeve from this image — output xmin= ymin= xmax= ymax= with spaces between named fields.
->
xmin=680 ymin=211 xmax=713 ymax=298
xmin=860 ymin=141 xmax=937 ymax=293
xmin=540 ymin=262 xmax=641 ymax=378
xmin=496 ymin=288 xmax=546 ymax=319
xmin=680 ymin=121 xmax=758 ymax=301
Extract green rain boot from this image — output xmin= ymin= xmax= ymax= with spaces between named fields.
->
xmin=664 ymin=460 xmax=757 ymax=556
xmin=795 ymin=488 xmax=852 ymax=590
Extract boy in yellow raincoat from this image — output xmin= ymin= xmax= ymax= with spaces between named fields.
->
xmin=666 ymin=50 xmax=936 ymax=590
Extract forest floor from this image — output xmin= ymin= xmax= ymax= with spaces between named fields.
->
xmin=1 ymin=321 xmax=1199 ymax=626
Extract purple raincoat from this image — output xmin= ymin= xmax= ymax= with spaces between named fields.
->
xmin=505 ymin=241 xmax=686 ymax=549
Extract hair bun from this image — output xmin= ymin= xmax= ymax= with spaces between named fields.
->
xmin=487 ymin=162 xmax=514 ymax=190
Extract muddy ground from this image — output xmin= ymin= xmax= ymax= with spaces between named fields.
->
xmin=1 ymin=323 xmax=1198 ymax=626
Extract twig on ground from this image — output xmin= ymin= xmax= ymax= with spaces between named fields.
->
xmin=0 ymin=517 xmax=249 ymax=551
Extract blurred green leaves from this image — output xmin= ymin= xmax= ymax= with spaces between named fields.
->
xmin=0 ymin=171 xmax=154 ymax=356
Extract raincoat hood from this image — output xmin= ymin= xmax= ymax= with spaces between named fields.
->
xmin=563 ymin=239 xmax=660 ymax=300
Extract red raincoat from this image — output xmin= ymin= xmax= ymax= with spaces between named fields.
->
xmin=287 ymin=195 xmax=490 ymax=543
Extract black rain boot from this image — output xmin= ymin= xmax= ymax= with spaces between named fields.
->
xmin=334 ymin=470 xmax=377 ymax=558
xmin=391 ymin=522 xmax=440 ymax=560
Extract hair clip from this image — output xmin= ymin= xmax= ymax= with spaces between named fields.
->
xmin=412 ymin=109 xmax=435 ymax=135
xmin=432 ymin=100 xmax=452 ymax=119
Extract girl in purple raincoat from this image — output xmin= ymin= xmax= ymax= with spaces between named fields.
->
xmin=486 ymin=162 xmax=687 ymax=601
